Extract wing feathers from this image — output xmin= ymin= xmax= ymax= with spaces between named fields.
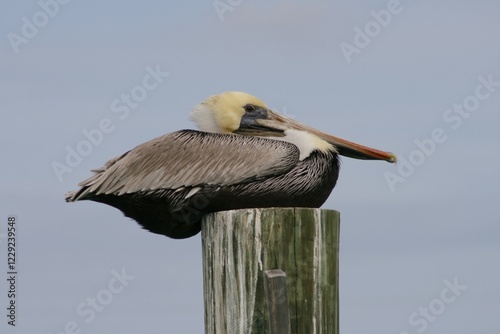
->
xmin=67 ymin=130 xmax=299 ymax=201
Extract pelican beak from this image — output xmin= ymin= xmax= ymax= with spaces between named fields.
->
xmin=238 ymin=109 xmax=396 ymax=163
xmin=315 ymin=130 xmax=397 ymax=163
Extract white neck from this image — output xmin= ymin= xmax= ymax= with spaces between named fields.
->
xmin=190 ymin=103 xmax=220 ymax=132
xmin=269 ymin=129 xmax=336 ymax=161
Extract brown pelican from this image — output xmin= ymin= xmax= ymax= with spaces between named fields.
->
xmin=66 ymin=92 xmax=396 ymax=239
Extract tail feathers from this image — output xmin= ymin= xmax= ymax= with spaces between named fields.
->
xmin=65 ymin=189 xmax=88 ymax=202
xmin=65 ymin=151 xmax=129 ymax=203
xmin=65 ymin=188 xmax=91 ymax=202
xmin=65 ymin=191 xmax=77 ymax=202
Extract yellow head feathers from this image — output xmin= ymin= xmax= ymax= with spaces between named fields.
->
xmin=190 ymin=92 xmax=267 ymax=133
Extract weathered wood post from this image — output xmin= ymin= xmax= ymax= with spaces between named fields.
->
xmin=201 ymin=208 xmax=340 ymax=334
xmin=264 ymin=269 xmax=290 ymax=334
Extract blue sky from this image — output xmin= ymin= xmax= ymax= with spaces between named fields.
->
xmin=1 ymin=1 xmax=499 ymax=333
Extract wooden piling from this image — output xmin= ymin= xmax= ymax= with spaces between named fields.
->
xmin=264 ymin=269 xmax=290 ymax=334
xmin=201 ymin=208 xmax=340 ymax=334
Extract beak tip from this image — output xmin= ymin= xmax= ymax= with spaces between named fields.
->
xmin=388 ymin=152 xmax=397 ymax=164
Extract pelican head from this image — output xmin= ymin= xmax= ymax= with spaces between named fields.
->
xmin=191 ymin=91 xmax=396 ymax=163
xmin=191 ymin=91 xmax=267 ymax=133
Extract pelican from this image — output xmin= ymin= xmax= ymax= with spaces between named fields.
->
xmin=66 ymin=92 xmax=396 ymax=239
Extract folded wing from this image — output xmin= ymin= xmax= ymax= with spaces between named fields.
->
xmin=66 ymin=130 xmax=300 ymax=201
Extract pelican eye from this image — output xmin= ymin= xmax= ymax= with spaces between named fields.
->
xmin=244 ymin=104 xmax=256 ymax=113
